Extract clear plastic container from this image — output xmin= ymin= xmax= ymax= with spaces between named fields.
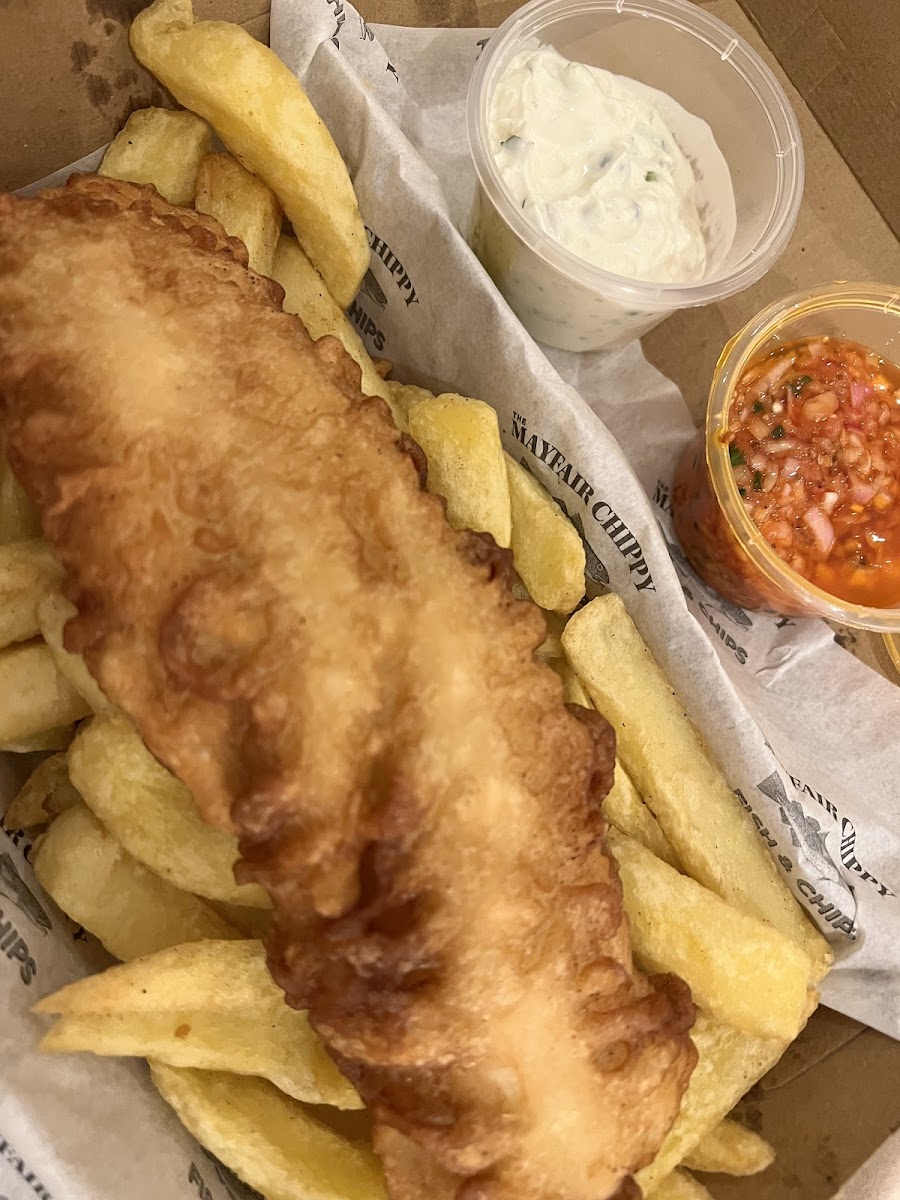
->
xmin=466 ymin=0 xmax=804 ymax=352
xmin=672 ymin=283 xmax=900 ymax=630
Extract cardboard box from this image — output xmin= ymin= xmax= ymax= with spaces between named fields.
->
xmin=3 ymin=1 xmax=899 ymax=1197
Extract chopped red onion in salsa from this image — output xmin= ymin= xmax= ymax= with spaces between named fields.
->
xmin=724 ymin=336 xmax=900 ymax=607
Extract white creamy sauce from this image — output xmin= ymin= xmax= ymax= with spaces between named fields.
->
xmin=489 ymin=44 xmax=708 ymax=284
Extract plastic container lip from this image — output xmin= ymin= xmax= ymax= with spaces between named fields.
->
xmin=466 ymin=0 xmax=805 ymax=312
xmin=707 ymin=282 xmax=900 ymax=632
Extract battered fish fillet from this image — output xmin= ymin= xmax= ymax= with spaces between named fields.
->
xmin=0 ymin=175 xmax=696 ymax=1200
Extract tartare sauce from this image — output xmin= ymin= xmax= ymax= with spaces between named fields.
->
xmin=488 ymin=44 xmax=707 ymax=284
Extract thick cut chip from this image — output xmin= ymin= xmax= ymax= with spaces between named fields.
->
xmin=273 ymin=235 xmax=398 ymax=416
xmin=4 ymin=753 xmax=80 ymax=831
xmin=195 ymin=152 xmax=282 ymax=276
xmin=649 ymin=1169 xmax=715 ymax=1199
xmin=130 ymin=0 xmax=368 ymax=306
xmin=0 ymin=725 xmax=74 ymax=753
xmin=636 ymin=1014 xmax=786 ymax=1195
xmin=68 ymin=713 xmax=269 ymax=908
xmin=609 ymin=829 xmax=813 ymax=1041
xmin=684 ymin=1118 xmax=775 ymax=1176
xmin=407 ymin=393 xmax=513 ymax=547
xmin=562 ymin=595 xmax=832 ymax=978
xmin=99 ymin=107 xmax=213 ymax=205
xmin=36 ymin=939 xmax=360 ymax=1108
xmin=604 ymin=761 xmax=679 ymax=869
xmin=33 ymin=803 xmax=239 ymax=960
xmin=387 ymin=380 xmax=435 ymax=425
xmin=505 ymin=455 xmax=585 ymax=613
xmin=149 ymin=1065 xmax=386 ymax=1200
xmin=209 ymin=900 xmax=273 ymax=939
xmin=37 ymin=591 xmax=113 ymax=714
xmin=555 ymin=658 xmax=593 ymax=709
xmin=535 ymin=611 xmax=566 ymax=662
xmin=0 ymin=454 xmax=41 ymax=543
xmin=0 ymin=540 xmax=63 ymax=649
xmin=0 ymin=642 xmax=90 ymax=743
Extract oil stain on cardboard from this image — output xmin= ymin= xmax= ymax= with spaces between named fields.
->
xmin=68 ymin=0 xmax=170 ymax=124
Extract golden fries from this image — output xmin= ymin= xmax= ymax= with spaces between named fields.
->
xmin=604 ymin=762 xmax=679 ymax=869
xmin=636 ymin=1014 xmax=785 ymax=1194
xmin=407 ymin=393 xmax=512 ymax=547
xmin=505 ymin=455 xmax=585 ymax=613
xmin=131 ymin=0 xmax=368 ymax=307
xmin=150 ymin=1064 xmax=387 ymax=1200
xmin=685 ymin=1118 xmax=775 ymax=1176
xmin=99 ymin=106 xmax=212 ymax=205
xmin=562 ymin=595 xmax=831 ymax=975
xmin=208 ymin=900 xmax=273 ymax=939
xmin=33 ymin=803 xmax=241 ymax=960
xmin=4 ymin=753 xmax=80 ymax=831
xmin=0 ymin=642 xmax=90 ymax=744
xmin=68 ymin=714 xmax=269 ymax=908
xmin=0 ymin=540 xmax=63 ymax=649
xmin=273 ymin=235 xmax=399 ymax=417
xmin=36 ymin=592 xmax=112 ymax=714
xmin=555 ymin=657 xmax=595 ymax=709
xmin=195 ymin=152 xmax=282 ymax=275
xmin=0 ymin=454 xmax=41 ymax=543
xmin=0 ymin=725 xmax=75 ymax=753
xmin=610 ymin=829 xmax=813 ymax=1040
xmin=35 ymin=939 xmax=361 ymax=1108
xmin=649 ymin=1169 xmax=715 ymax=1200
xmin=387 ymin=380 xmax=435 ymax=424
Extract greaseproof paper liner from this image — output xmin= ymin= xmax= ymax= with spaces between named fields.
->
xmin=2 ymin=6 xmax=898 ymax=1198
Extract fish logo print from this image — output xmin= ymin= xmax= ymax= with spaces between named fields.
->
xmin=0 ymin=851 xmax=51 ymax=935
xmin=756 ymin=772 xmax=851 ymax=896
xmin=664 ymin=536 xmax=752 ymax=629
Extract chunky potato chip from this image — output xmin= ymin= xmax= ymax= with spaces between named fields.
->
xmin=149 ymin=1064 xmax=386 ymax=1200
xmin=636 ymin=1014 xmax=785 ymax=1195
xmin=208 ymin=900 xmax=273 ymax=939
xmin=68 ymin=713 xmax=269 ymax=908
xmin=604 ymin=760 xmax=679 ymax=869
xmin=505 ymin=455 xmax=585 ymax=613
xmin=0 ymin=642 xmax=91 ymax=744
xmin=36 ymin=939 xmax=360 ymax=1108
xmin=649 ymin=1169 xmax=715 ymax=1199
xmin=0 ymin=540 xmax=63 ymax=650
xmin=387 ymin=380 xmax=435 ymax=424
xmin=131 ymin=0 xmax=368 ymax=307
xmin=3 ymin=753 xmax=80 ymax=832
xmin=407 ymin=393 xmax=512 ymax=547
xmin=99 ymin=106 xmax=213 ymax=205
xmin=36 ymin=591 xmax=113 ymax=714
xmin=684 ymin=1118 xmax=775 ymax=1176
xmin=195 ymin=152 xmax=282 ymax=276
xmin=562 ymin=595 xmax=832 ymax=978
xmin=273 ymin=235 xmax=399 ymax=418
xmin=610 ymin=829 xmax=813 ymax=1041
xmin=33 ymin=803 xmax=239 ymax=960
xmin=0 ymin=725 xmax=75 ymax=754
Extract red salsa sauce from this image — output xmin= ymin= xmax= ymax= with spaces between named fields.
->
xmin=723 ymin=336 xmax=900 ymax=607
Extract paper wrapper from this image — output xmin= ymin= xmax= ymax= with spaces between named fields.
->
xmin=2 ymin=5 xmax=899 ymax=1198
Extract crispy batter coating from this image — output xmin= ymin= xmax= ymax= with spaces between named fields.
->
xmin=0 ymin=175 xmax=696 ymax=1200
